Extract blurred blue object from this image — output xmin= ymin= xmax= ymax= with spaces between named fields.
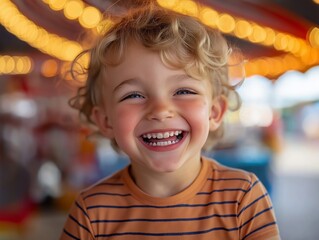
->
xmin=204 ymin=145 xmax=273 ymax=194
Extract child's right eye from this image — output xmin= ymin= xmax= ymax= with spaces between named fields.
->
xmin=121 ymin=92 xmax=144 ymax=101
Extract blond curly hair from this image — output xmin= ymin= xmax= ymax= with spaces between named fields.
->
xmin=69 ymin=2 xmax=242 ymax=151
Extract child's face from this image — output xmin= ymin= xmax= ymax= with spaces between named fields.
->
xmin=94 ymin=41 xmax=225 ymax=175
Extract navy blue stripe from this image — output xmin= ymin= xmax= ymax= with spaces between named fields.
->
xmin=242 ymin=221 xmax=277 ymax=240
xmin=69 ymin=214 xmax=91 ymax=234
xmin=63 ymin=229 xmax=80 ymax=240
xmin=239 ymin=180 xmax=260 ymax=203
xmin=213 ymin=168 xmax=246 ymax=173
xmin=239 ymin=207 xmax=273 ymax=229
xmin=207 ymin=178 xmax=252 ymax=184
xmin=75 ymin=201 xmax=89 ymax=219
xmin=95 ymin=226 xmax=239 ymax=238
xmin=246 ymin=180 xmax=259 ymax=192
xmin=87 ymin=200 xmax=238 ymax=210
xmin=198 ymin=188 xmax=247 ymax=195
xmin=84 ymin=192 xmax=131 ymax=200
xmin=91 ymin=213 xmax=236 ymax=223
xmin=238 ymin=193 xmax=269 ymax=217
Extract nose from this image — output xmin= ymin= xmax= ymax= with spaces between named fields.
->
xmin=146 ymin=99 xmax=174 ymax=121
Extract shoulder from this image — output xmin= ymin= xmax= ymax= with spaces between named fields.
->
xmin=78 ymin=167 xmax=129 ymax=203
xmin=203 ymin=156 xmax=258 ymax=187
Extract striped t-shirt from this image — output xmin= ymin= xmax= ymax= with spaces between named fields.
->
xmin=60 ymin=157 xmax=280 ymax=240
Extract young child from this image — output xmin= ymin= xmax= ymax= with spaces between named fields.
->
xmin=60 ymin=2 xmax=280 ymax=240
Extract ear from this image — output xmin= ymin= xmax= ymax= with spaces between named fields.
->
xmin=91 ymin=106 xmax=114 ymax=139
xmin=209 ymin=96 xmax=228 ymax=131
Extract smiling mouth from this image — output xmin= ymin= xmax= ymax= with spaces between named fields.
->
xmin=141 ymin=130 xmax=185 ymax=147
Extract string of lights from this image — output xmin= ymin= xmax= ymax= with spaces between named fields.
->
xmin=0 ymin=55 xmax=33 ymax=75
xmin=0 ymin=0 xmax=83 ymax=62
xmin=0 ymin=0 xmax=318 ymax=78
xmin=156 ymin=0 xmax=319 ymax=77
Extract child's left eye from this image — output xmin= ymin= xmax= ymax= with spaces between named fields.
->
xmin=120 ymin=92 xmax=144 ymax=101
xmin=175 ymin=89 xmax=197 ymax=95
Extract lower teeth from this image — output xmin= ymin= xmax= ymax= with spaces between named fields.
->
xmin=149 ymin=139 xmax=180 ymax=146
xmin=144 ymin=132 xmax=183 ymax=146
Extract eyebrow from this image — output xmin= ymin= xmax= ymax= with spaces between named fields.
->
xmin=112 ymin=74 xmax=199 ymax=93
xmin=171 ymin=73 xmax=202 ymax=81
xmin=112 ymin=78 xmax=140 ymax=93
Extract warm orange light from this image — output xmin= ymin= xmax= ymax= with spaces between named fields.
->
xmin=64 ymin=0 xmax=84 ymax=20
xmin=157 ymin=0 xmax=179 ymax=8
xmin=79 ymin=6 xmax=101 ymax=28
xmin=234 ymin=20 xmax=252 ymax=38
xmin=0 ymin=55 xmax=33 ymax=75
xmin=217 ymin=14 xmax=235 ymax=33
xmin=41 ymin=59 xmax=59 ymax=77
xmin=249 ymin=25 xmax=266 ymax=43
xmin=173 ymin=0 xmax=199 ymax=17
xmin=199 ymin=7 xmax=218 ymax=27
xmin=48 ymin=0 xmax=67 ymax=11
xmin=308 ymin=27 xmax=319 ymax=48
xmin=263 ymin=28 xmax=276 ymax=46
xmin=0 ymin=0 xmax=83 ymax=61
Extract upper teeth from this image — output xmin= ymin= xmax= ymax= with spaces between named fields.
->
xmin=143 ymin=130 xmax=182 ymax=139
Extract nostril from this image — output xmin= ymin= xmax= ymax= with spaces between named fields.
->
xmin=147 ymin=109 xmax=174 ymax=121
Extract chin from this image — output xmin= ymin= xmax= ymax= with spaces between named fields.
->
xmin=150 ymin=160 xmax=184 ymax=173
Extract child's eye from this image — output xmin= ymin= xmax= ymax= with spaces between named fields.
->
xmin=121 ymin=92 xmax=144 ymax=101
xmin=175 ymin=89 xmax=197 ymax=95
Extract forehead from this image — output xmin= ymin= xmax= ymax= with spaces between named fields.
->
xmin=104 ymin=41 xmax=181 ymax=81
xmin=100 ymin=40 xmax=214 ymax=96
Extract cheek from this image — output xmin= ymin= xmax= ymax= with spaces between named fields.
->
xmin=179 ymin=99 xmax=211 ymax=131
xmin=179 ymin=99 xmax=211 ymax=120
xmin=111 ymin=105 xmax=141 ymax=137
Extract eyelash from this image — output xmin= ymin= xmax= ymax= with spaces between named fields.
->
xmin=121 ymin=92 xmax=144 ymax=101
xmin=120 ymin=88 xmax=196 ymax=102
xmin=175 ymin=89 xmax=197 ymax=95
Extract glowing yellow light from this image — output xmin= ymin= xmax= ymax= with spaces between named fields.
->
xmin=248 ymin=25 xmax=266 ymax=43
xmin=0 ymin=57 xmax=6 ymax=73
xmin=64 ymin=0 xmax=84 ymax=20
xmin=234 ymin=20 xmax=252 ymax=38
xmin=0 ymin=56 xmax=33 ymax=75
xmin=285 ymin=36 xmax=297 ymax=52
xmin=157 ymin=0 xmax=179 ymax=8
xmin=0 ymin=0 xmax=83 ymax=61
xmin=199 ymin=7 xmax=218 ymax=27
xmin=217 ymin=14 xmax=235 ymax=33
xmin=291 ymin=39 xmax=302 ymax=54
xmin=15 ymin=57 xmax=25 ymax=73
xmin=0 ymin=55 xmax=31 ymax=74
xmin=49 ymin=0 xmax=67 ymax=11
xmin=5 ymin=56 xmax=15 ymax=73
xmin=263 ymin=28 xmax=276 ymax=46
xmin=308 ymin=27 xmax=319 ymax=48
xmin=79 ymin=6 xmax=101 ymax=28
xmin=174 ymin=0 xmax=199 ymax=17
xmin=23 ymin=57 xmax=33 ymax=73
xmin=274 ymin=33 xmax=287 ymax=50
xmin=62 ymin=42 xmax=83 ymax=61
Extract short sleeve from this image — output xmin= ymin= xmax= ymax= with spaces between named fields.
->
xmin=59 ymin=194 xmax=95 ymax=240
xmin=237 ymin=173 xmax=280 ymax=240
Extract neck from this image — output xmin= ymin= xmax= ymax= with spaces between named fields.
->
xmin=130 ymin=157 xmax=202 ymax=198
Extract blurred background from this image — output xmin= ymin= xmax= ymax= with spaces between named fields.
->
xmin=0 ymin=0 xmax=319 ymax=239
